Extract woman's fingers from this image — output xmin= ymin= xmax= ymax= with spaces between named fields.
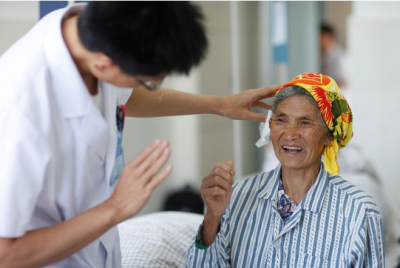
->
xmin=215 ymin=162 xmax=233 ymax=174
xmin=202 ymin=176 xmax=232 ymax=193
xmin=213 ymin=161 xmax=235 ymax=179
xmin=213 ymin=167 xmax=234 ymax=185
xmin=204 ymin=185 xmax=229 ymax=199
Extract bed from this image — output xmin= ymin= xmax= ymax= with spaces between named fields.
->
xmin=118 ymin=211 xmax=203 ymax=268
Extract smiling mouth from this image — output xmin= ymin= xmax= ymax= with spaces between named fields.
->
xmin=282 ymin=146 xmax=303 ymax=153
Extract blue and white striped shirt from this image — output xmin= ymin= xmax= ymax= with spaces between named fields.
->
xmin=184 ymin=164 xmax=385 ymax=267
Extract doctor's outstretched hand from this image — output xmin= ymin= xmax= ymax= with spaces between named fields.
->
xmin=220 ymin=85 xmax=280 ymax=122
xmin=201 ymin=161 xmax=235 ymax=246
xmin=109 ymin=139 xmax=172 ymax=223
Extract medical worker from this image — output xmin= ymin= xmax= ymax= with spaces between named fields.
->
xmin=0 ymin=2 xmax=278 ymax=268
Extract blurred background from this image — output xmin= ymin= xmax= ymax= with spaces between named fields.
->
xmin=1 ymin=1 xmax=400 ymax=265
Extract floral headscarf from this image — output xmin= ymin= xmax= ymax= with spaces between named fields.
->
xmin=278 ymin=73 xmax=353 ymax=175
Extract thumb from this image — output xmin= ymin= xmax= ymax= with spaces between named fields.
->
xmin=226 ymin=160 xmax=234 ymax=168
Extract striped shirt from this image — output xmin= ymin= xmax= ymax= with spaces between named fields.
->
xmin=184 ymin=164 xmax=385 ymax=268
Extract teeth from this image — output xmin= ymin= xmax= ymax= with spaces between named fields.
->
xmin=283 ymin=146 xmax=302 ymax=150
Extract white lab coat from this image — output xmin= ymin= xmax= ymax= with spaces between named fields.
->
xmin=0 ymin=4 xmax=131 ymax=268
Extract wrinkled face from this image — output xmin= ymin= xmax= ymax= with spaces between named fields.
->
xmin=270 ymin=96 xmax=331 ymax=171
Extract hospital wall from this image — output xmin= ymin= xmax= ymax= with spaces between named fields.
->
xmin=348 ymin=1 xmax=400 ymax=237
xmin=0 ymin=2 xmax=38 ymax=53
xmin=125 ymin=1 xmax=262 ymax=216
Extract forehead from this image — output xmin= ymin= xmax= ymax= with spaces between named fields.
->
xmin=275 ymin=96 xmax=320 ymax=119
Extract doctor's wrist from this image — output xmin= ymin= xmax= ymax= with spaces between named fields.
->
xmin=102 ymin=198 xmax=124 ymax=226
xmin=213 ymin=96 xmax=226 ymax=117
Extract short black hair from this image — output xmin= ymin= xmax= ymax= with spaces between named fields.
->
xmin=320 ymin=22 xmax=335 ymax=37
xmin=78 ymin=2 xmax=208 ymax=76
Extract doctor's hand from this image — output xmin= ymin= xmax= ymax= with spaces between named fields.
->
xmin=108 ymin=140 xmax=172 ymax=223
xmin=220 ymin=85 xmax=280 ymax=123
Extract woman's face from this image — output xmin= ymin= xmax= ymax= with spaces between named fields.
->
xmin=270 ymin=96 xmax=331 ymax=172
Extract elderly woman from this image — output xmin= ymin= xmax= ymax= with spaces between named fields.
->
xmin=184 ymin=73 xmax=384 ymax=267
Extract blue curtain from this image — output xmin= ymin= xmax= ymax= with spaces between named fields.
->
xmin=39 ymin=0 xmax=68 ymax=18
xmin=39 ymin=1 xmax=68 ymax=19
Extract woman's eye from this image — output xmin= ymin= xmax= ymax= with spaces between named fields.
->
xmin=301 ymin=121 xmax=310 ymax=125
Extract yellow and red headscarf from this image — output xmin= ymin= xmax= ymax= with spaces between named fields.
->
xmin=278 ymin=73 xmax=353 ymax=175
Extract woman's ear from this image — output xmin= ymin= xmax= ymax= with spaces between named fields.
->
xmin=324 ymin=136 xmax=332 ymax=146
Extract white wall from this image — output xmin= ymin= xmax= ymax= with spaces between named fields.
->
xmin=0 ymin=1 xmax=38 ymax=55
xmin=0 ymin=1 xmax=38 ymax=20
xmin=348 ymin=1 xmax=400 ymax=237
xmin=197 ymin=1 xmax=261 ymax=181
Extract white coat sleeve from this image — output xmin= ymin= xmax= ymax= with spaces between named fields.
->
xmin=0 ymin=108 xmax=51 ymax=237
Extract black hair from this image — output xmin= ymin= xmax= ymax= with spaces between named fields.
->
xmin=320 ymin=22 xmax=335 ymax=37
xmin=78 ymin=2 xmax=208 ymax=76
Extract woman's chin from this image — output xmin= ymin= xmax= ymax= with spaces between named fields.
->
xmin=278 ymin=155 xmax=306 ymax=170
xmin=280 ymin=158 xmax=322 ymax=172
xmin=280 ymin=161 xmax=304 ymax=170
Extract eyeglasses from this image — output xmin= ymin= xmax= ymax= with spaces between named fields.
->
xmin=134 ymin=76 xmax=164 ymax=91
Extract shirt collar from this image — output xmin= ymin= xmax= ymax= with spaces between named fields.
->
xmin=257 ymin=164 xmax=281 ymax=202
xmin=298 ymin=163 xmax=329 ymax=213
xmin=43 ymin=4 xmax=91 ymax=118
xmin=258 ymin=163 xmax=330 ymax=214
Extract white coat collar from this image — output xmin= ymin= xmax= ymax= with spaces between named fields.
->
xmin=43 ymin=4 xmax=118 ymax=178
xmin=43 ymin=4 xmax=91 ymax=119
xmin=42 ymin=4 xmax=120 ymax=252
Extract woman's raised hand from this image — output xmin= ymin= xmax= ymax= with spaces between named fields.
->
xmin=202 ymin=161 xmax=235 ymax=219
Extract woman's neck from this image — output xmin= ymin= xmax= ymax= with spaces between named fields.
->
xmin=280 ymin=163 xmax=321 ymax=205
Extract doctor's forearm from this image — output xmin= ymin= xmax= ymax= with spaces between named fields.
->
xmin=0 ymin=200 xmax=119 ymax=268
xmin=125 ymin=87 xmax=225 ymax=117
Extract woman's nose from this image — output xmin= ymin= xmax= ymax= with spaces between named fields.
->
xmin=283 ymin=125 xmax=300 ymax=141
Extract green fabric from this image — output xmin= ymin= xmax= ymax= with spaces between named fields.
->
xmin=195 ymin=241 xmax=209 ymax=250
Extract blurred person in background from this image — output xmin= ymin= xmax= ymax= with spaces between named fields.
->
xmin=320 ymin=23 xmax=349 ymax=98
